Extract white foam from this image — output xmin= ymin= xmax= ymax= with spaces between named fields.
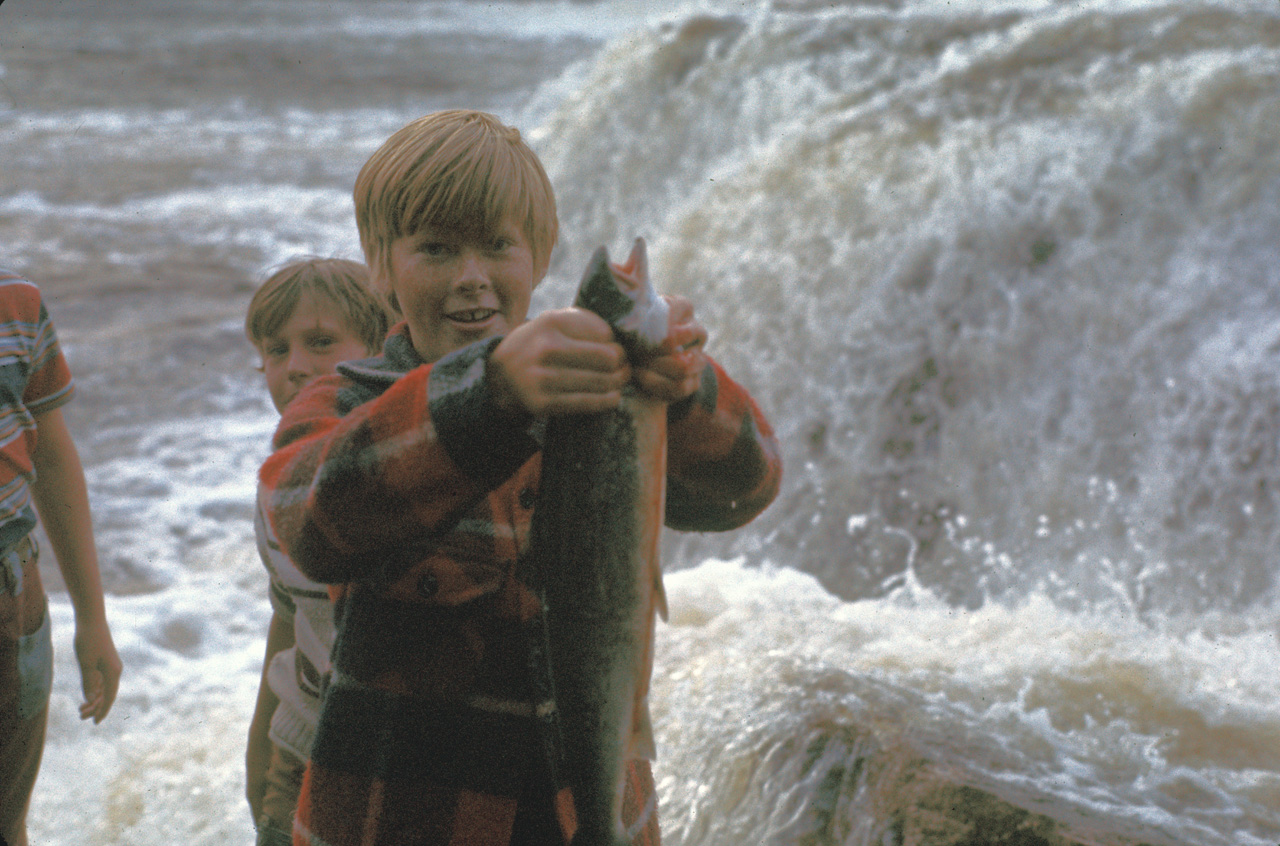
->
xmin=654 ymin=559 xmax=1279 ymax=845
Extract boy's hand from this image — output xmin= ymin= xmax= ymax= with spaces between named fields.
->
xmin=489 ymin=308 xmax=630 ymax=417
xmin=74 ymin=615 xmax=122 ymax=723
xmin=633 ymin=295 xmax=708 ymax=403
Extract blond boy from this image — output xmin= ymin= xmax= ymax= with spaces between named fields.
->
xmin=261 ymin=111 xmax=782 ymax=845
xmin=243 ymin=258 xmax=388 ymax=846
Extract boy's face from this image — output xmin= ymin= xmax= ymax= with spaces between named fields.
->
xmin=260 ymin=293 xmax=374 ymax=413
xmin=384 ymin=216 xmax=539 ymax=364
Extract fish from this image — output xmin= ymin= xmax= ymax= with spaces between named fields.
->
xmin=532 ymin=237 xmax=670 ymax=846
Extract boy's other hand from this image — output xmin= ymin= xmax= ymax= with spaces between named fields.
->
xmin=75 ymin=616 xmax=122 ymax=723
xmin=634 ymin=295 xmax=707 ymax=403
xmin=489 ymin=308 xmax=630 ymax=417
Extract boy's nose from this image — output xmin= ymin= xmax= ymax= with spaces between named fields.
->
xmin=287 ymin=353 xmax=313 ymax=382
xmin=454 ymin=255 xmax=490 ymax=293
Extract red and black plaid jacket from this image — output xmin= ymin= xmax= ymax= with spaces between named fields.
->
xmin=260 ymin=324 xmax=781 ymax=846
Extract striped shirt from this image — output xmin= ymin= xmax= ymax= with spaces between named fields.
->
xmin=0 ymin=273 xmax=75 ymax=553
xmin=255 ymin=486 xmax=335 ymax=761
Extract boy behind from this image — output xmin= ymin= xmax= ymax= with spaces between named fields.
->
xmin=0 ymin=270 xmax=122 ymax=846
xmin=243 ymin=258 xmax=388 ymax=846
xmin=261 ymin=111 xmax=783 ymax=846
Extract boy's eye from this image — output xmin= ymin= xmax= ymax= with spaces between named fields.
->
xmin=420 ymin=241 xmax=454 ymax=258
xmin=265 ymin=342 xmax=288 ymax=358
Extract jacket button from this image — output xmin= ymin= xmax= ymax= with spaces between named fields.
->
xmin=417 ymin=573 xmax=439 ymax=598
xmin=519 ymin=488 xmax=536 ymax=510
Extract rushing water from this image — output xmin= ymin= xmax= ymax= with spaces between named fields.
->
xmin=2 ymin=0 xmax=1278 ymax=843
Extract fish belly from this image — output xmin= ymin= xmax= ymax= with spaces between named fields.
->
xmin=539 ymin=391 xmax=667 ymax=846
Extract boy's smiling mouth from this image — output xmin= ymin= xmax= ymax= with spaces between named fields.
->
xmin=446 ymin=308 xmax=498 ymax=325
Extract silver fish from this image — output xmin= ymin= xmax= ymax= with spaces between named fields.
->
xmin=534 ymin=237 xmax=669 ymax=846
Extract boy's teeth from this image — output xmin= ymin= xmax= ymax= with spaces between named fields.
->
xmin=451 ymin=309 xmax=494 ymax=323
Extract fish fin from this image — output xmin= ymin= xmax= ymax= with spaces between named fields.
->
xmin=630 ymin=707 xmax=657 ymax=761
xmin=584 ymin=245 xmax=612 ymax=286
xmin=611 ymin=237 xmax=648 ymax=282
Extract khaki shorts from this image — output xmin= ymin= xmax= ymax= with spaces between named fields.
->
xmin=257 ymin=742 xmax=307 ymax=846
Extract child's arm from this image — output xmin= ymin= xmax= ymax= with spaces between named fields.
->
xmin=487 ymin=307 xmax=630 ymax=416
xmin=263 ymin=370 xmax=527 ymax=586
xmin=246 ymin=609 xmax=293 ymax=821
xmin=30 ymin=406 xmax=122 ymax=723
xmin=633 ymin=295 xmax=783 ymax=532
xmin=663 ymin=356 xmax=782 ymax=530
xmin=496 ymin=296 xmax=780 ymax=531
xmin=263 ymin=311 xmax=629 ymax=586
xmin=632 ymin=294 xmax=709 ymax=403
xmin=263 ymin=312 xmax=624 ymax=586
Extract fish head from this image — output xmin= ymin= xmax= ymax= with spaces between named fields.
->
xmin=575 ymin=237 xmax=670 ymax=364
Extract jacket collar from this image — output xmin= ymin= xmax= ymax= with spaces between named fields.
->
xmin=337 ymin=322 xmax=423 ymax=386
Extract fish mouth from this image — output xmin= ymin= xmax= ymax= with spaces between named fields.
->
xmin=446 ymin=307 xmax=499 ymax=326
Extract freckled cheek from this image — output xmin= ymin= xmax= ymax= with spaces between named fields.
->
xmin=264 ymin=372 xmax=292 ymax=410
xmin=401 ymin=286 xmax=441 ymax=322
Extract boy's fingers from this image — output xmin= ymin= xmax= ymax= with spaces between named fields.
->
xmin=78 ymin=650 xmax=122 ymax=722
xmin=547 ymin=362 xmax=630 ymax=391
xmin=99 ymin=657 xmax=122 ymax=716
xmin=634 ymin=349 xmax=704 ymax=403
xmin=542 ymin=306 xmax=615 ymax=342
xmin=646 ymin=350 xmax=704 ymax=383
xmin=79 ymin=669 xmax=102 ymax=720
xmin=660 ymin=295 xmax=706 ymax=349
xmin=664 ymin=321 xmax=707 ymax=354
xmin=505 ymin=309 xmax=627 ymax=374
xmin=526 ymin=365 xmax=630 ymax=415
xmin=662 ymin=294 xmax=695 ymax=325
xmin=491 ymin=309 xmax=633 ymax=416
xmin=544 ymin=339 xmax=627 ymax=373
xmin=635 ymin=371 xmax=694 ymax=403
xmin=679 ymin=326 xmax=708 ymax=352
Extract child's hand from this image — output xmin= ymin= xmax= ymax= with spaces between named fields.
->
xmin=633 ymin=295 xmax=708 ymax=403
xmin=74 ymin=615 xmax=122 ymax=723
xmin=489 ymin=308 xmax=630 ymax=417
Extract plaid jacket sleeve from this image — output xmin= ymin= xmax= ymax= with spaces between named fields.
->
xmin=664 ymin=356 xmax=782 ymax=532
xmin=259 ymin=340 xmax=539 ymax=585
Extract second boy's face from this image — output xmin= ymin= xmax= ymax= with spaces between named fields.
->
xmin=385 ymin=217 xmax=539 ymax=364
xmin=260 ymin=294 xmax=373 ymax=413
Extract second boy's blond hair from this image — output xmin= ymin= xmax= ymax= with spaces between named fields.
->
xmin=354 ymin=110 xmax=558 ymax=309
xmin=246 ymin=257 xmax=389 ymax=354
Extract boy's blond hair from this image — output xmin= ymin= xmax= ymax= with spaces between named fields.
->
xmin=354 ymin=110 xmax=558 ymax=311
xmin=245 ymin=257 xmax=389 ymax=354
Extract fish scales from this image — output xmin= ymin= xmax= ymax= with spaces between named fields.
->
xmin=534 ymin=238 xmax=669 ymax=846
